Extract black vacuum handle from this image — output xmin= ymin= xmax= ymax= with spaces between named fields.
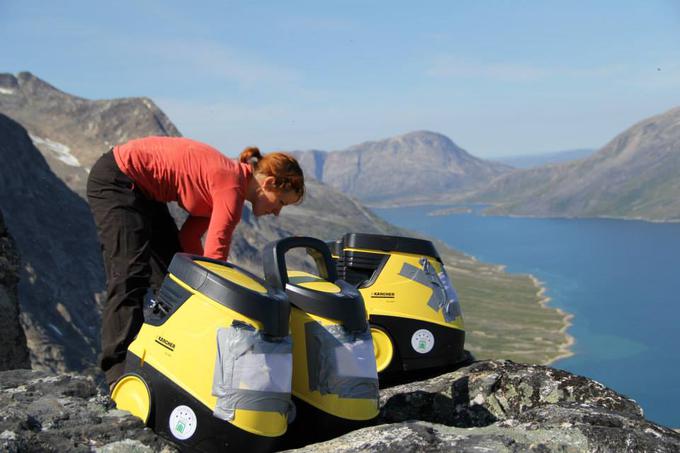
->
xmin=263 ymin=236 xmax=338 ymax=291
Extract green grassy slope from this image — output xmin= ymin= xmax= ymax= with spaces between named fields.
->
xmin=439 ymin=247 xmax=569 ymax=364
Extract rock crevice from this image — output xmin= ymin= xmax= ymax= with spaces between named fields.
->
xmin=0 ymin=208 xmax=30 ymax=371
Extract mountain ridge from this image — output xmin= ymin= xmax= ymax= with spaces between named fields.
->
xmin=291 ymin=130 xmax=512 ymax=205
xmin=492 ymin=148 xmax=595 ymax=169
xmin=467 ymin=106 xmax=680 ymax=221
xmin=0 ymin=71 xmax=180 ymax=196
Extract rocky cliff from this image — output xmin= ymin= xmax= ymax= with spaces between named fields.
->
xmin=2 ymin=361 xmax=678 ymax=452
xmin=292 ymin=131 xmax=512 ymax=205
xmin=0 ymin=208 xmax=30 ymax=371
xmin=0 ymin=114 xmax=104 ymax=373
xmin=468 ymin=107 xmax=680 ymax=221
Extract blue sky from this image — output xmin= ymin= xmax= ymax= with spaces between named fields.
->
xmin=1 ymin=0 xmax=679 ymax=157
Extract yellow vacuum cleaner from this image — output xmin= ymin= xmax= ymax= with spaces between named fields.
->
xmin=111 ymin=254 xmax=293 ymax=452
xmin=328 ymin=233 xmax=466 ymax=375
xmin=262 ymin=237 xmax=379 ymax=446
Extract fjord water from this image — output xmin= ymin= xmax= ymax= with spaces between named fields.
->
xmin=374 ymin=205 xmax=680 ymax=428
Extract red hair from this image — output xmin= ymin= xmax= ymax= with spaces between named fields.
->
xmin=240 ymin=147 xmax=305 ymax=200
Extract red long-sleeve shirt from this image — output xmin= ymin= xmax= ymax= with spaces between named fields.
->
xmin=113 ymin=136 xmax=252 ymax=260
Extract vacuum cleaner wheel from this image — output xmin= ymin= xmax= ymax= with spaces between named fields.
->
xmin=370 ymin=325 xmax=395 ymax=372
xmin=112 ymin=374 xmax=152 ymax=423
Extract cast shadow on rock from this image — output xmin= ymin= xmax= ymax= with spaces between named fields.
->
xmin=378 ymin=376 xmax=497 ymax=428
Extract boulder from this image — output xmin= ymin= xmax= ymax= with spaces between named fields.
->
xmin=294 ymin=360 xmax=680 ymax=452
xmin=377 ymin=359 xmax=642 ymax=425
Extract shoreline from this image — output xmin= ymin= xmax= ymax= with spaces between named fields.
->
xmin=371 ymin=203 xmax=680 ymax=225
xmin=529 ymin=274 xmax=575 ymax=365
xmin=427 ymin=235 xmax=575 ymax=365
xmin=436 ymin=241 xmax=576 ymax=365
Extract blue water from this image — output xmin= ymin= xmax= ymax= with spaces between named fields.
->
xmin=374 ymin=205 xmax=680 ymax=428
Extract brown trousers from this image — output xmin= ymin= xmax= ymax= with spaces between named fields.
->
xmin=86 ymin=151 xmax=180 ymax=386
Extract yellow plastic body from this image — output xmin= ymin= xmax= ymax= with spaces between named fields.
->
xmin=289 ymin=306 xmax=379 ymax=421
xmin=196 ymin=261 xmax=267 ymax=293
xmin=288 ymin=270 xmax=341 ymax=293
xmin=348 ymin=248 xmax=465 ymax=331
xmin=119 ymin=271 xmax=288 ymax=438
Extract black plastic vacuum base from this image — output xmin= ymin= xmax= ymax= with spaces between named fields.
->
xmin=280 ymin=396 xmax=376 ymax=450
xmin=378 ymin=349 xmax=475 ymax=389
xmin=371 ymin=315 xmax=466 ymax=370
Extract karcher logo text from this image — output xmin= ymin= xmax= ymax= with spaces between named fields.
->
xmin=372 ymin=291 xmax=395 ymax=299
xmin=155 ymin=336 xmax=176 ymax=351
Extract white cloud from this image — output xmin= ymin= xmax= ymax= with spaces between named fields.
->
xmin=427 ymin=56 xmax=550 ymax=81
xmin=139 ymin=39 xmax=300 ymax=87
xmin=276 ymin=15 xmax=354 ymax=33
xmin=427 ymin=56 xmax=627 ymax=82
xmin=159 ymin=98 xmax=289 ymax=125
xmin=155 ymin=98 xmax=293 ymax=153
xmin=155 ymin=96 xmax=423 ymax=154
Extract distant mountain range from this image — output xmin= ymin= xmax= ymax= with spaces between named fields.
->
xmin=492 ymin=148 xmax=595 ymax=169
xmin=291 ymin=131 xmax=512 ymax=205
xmin=467 ymin=107 xmax=680 ymax=221
xmin=293 ymin=109 xmax=680 ymax=222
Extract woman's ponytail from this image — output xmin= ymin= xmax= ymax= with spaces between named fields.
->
xmin=239 ymin=146 xmax=263 ymax=169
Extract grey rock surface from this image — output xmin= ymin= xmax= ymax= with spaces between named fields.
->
xmin=0 ymin=209 xmax=30 ymax=370
xmin=289 ymin=421 xmax=592 ymax=453
xmin=0 ymin=369 xmax=176 ymax=453
xmin=292 ymin=131 xmax=512 ymax=205
xmin=377 ymin=359 xmax=642 ymax=426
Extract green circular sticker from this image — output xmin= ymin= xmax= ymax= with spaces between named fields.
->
xmin=169 ymin=405 xmax=197 ymax=440
xmin=411 ymin=329 xmax=435 ymax=354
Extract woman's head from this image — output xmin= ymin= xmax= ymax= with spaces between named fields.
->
xmin=241 ymin=147 xmax=305 ymax=217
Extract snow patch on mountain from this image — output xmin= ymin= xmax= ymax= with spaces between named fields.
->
xmin=29 ymin=134 xmax=81 ymax=167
